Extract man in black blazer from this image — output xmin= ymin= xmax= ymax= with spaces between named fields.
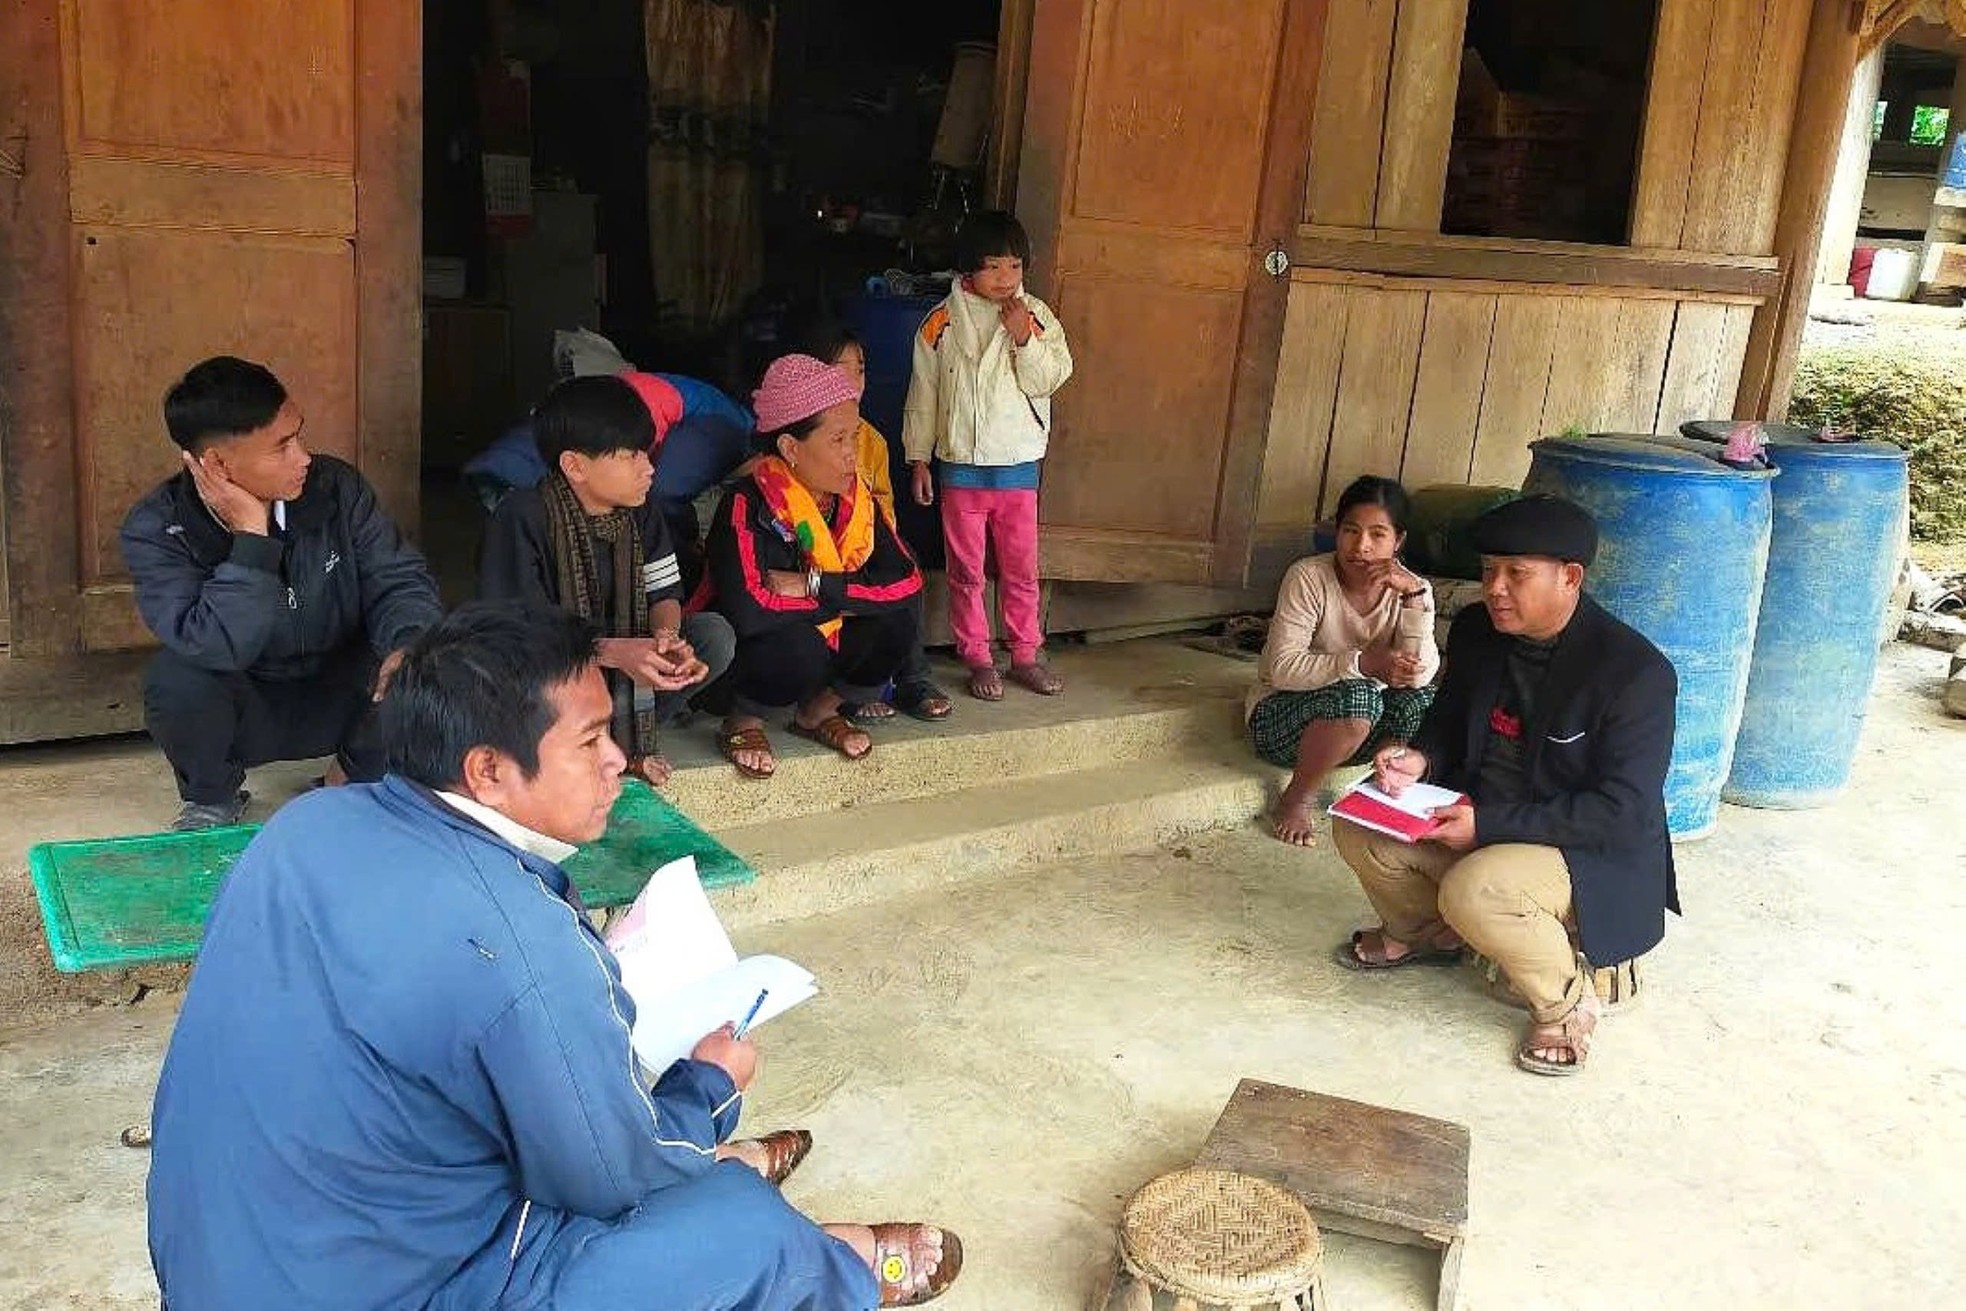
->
xmin=1331 ymin=495 xmax=1678 ymax=1077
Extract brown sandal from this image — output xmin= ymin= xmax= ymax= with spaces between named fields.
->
xmin=1515 ymin=994 xmax=1599 ymax=1077
xmin=966 ymin=664 xmax=1004 ymax=701
xmin=869 ymin=1223 xmax=964 ymax=1306
xmin=628 ymin=754 xmax=673 ymax=787
xmin=1008 ymin=660 xmax=1064 ymax=695
xmin=1335 ymin=927 xmax=1463 ymax=971
xmin=788 ymin=713 xmax=872 ymax=760
xmin=720 ymin=725 xmax=777 ymax=780
xmin=741 ymin=1128 xmax=812 ymax=1186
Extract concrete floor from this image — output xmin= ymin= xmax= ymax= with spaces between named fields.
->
xmin=2 ymin=641 xmax=1964 ymax=1308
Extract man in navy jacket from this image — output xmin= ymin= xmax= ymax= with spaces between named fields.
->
xmin=1332 ymin=496 xmax=1678 ymax=1077
xmin=147 ymin=601 xmax=963 ymax=1310
xmin=120 ymin=356 xmax=443 ymax=830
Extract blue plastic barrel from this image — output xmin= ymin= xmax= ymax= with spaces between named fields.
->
xmin=1681 ymin=421 xmax=1910 ymax=807
xmin=846 ymin=291 xmax=945 ymax=564
xmin=1524 ymin=435 xmax=1775 ymax=840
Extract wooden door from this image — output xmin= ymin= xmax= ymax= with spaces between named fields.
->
xmin=1017 ymin=0 xmax=1327 ymax=586
xmin=0 ymin=0 xmax=420 ymax=665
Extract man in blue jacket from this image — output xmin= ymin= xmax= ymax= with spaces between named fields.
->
xmin=120 ymin=356 xmax=444 ymax=830
xmin=146 ymin=600 xmax=964 ymax=1310
xmin=1331 ymin=496 xmax=1679 ymax=1078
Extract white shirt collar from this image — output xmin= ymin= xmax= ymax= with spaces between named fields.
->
xmin=437 ymin=790 xmax=578 ymax=864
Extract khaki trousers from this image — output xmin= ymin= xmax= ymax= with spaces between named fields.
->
xmin=1332 ymin=822 xmax=1586 ymax=1023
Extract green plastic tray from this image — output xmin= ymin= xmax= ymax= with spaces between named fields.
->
xmin=28 ymin=780 xmax=752 ymax=973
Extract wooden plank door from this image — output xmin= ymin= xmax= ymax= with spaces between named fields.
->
xmin=1017 ymin=0 xmax=1327 ymax=586
xmin=0 ymin=0 xmax=420 ymax=660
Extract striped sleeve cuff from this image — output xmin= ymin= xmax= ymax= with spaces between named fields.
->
xmin=642 ymin=553 xmax=682 ymax=594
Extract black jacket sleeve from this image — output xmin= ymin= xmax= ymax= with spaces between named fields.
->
xmin=823 ymin=507 xmax=922 ymax=616
xmin=1474 ymin=647 xmax=1677 ymax=852
xmin=120 ymin=491 xmax=288 ymax=673
xmin=703 ymin=486 xmax=837 ymax=639
xmin=345 ymin=468 xmax=443 ymax=654
xmin=478 ymin=490 xmax=559 ymax=610
xmin=636 ymin=498 xmax=686 ymax=607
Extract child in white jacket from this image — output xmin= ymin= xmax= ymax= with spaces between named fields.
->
xmin=902 ymin=210 xmax=1075 ymax=700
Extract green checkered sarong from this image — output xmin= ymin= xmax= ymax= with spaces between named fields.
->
xmin=1249 ymin=679 xmax=1436 ymax=768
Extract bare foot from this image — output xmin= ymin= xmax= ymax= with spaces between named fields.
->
xmin=1270 ymin=793 xmax=1319 ymax=846
xmin=632 ymin=754 xmax=673 ymax=787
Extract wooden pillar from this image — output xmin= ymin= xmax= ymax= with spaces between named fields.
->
xmin=1736 ymin=0 xmax=1866 ymax=420
xmin=1818 ymin=49 xmax=1887 ymax=286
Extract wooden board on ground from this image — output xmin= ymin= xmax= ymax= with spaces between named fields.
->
xmin=1196 ymin=1078 xmax=1470 ymax=1311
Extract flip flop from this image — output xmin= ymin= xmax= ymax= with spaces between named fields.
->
xmin=1334 ymin=928 xmax=1464 ymax=972
xmin=788 ymin=714 xmax=872 ymax=761
xmin=893 ymin=679 xmax=954 ymax=721
xmin=839 ymin=698 xmax=899 ymax=725
xmin=1007 ymin=661 xmax=1064 ymax=696
xmin=720 ymin=725 xmax=777 ymax=780
xmin=869 ymin=1223 xmax=964 ymax=1306
xmin=966 ymin=665 xmax=1004 ymax=702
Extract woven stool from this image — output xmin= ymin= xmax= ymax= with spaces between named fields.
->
xmin=1116 ymin=1168 xmax=1329 ymax=1311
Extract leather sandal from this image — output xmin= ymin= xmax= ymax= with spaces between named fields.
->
xmin=869 ymin=1223 xmax=964 ymax=1306
xmin=966 ymin=664 xmax=1004 ymax=702
xmin=788 ymin=713 xmax=872 ymax=760
xmin=1334 ymin=927 xmax=1464 ymax=971
xmin=743 ymin=1128 xmax=812 ymax=1186
xmin=1516 ymin=993 xmax=1600 ymax=1077
xmin=893 ymin=678 xmax=954 ymax=721
xmin=1007 ymin=661 xmax=1064 ymax=695
xmin=719 ymin=725 xmax=777 ymax=780
xmin=628 ymin=754 xmax=673 ymax=787
xmin=839 ymin=698 xmax=899 ymax=724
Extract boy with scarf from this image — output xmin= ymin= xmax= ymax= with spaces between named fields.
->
xmin=902 ymin=210 xmax=1074 ymax=702
xmin=480 ymin=376 xmax=735 ymax=786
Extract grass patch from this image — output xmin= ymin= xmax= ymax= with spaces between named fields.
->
xmin=1791 ymin=338 xmax=1966 ymax=543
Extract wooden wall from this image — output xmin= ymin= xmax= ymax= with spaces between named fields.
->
xmin=1257 ymin=271 xmax=1758 ymax=531
xmin=1254 ymin=0 xmax=1817 ymax=554
xmin=1303 ymin=0 xmax=1816 ymax=254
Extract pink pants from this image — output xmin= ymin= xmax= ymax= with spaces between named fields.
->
xmin=941 ymin=486 xmax=1042 ymax=668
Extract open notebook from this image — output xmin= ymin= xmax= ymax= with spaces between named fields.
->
xmin=1328 ymin=778 xmax=1468 ymax=844
xmin=605 ymin=857 xmax=818 ymax=1072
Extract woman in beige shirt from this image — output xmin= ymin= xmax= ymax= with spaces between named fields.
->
xmin=1249 ymin=476 xmax=1440 ymax=845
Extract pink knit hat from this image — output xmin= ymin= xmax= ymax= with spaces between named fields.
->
xmin=752 ymin=354 xmax=859 ymax=434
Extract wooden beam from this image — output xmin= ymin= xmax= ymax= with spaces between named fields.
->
xmin=987 ymin=0 xmax=1037 ymax=210
xmin=1290 ymin=231 xmax=1784 ymax=299
xmin=1739 ymin=0 xmax=1869 ymax=418
xmin=0 ymin=0 xmax=82 ymax=656
xmin=1862 ymin=0 xmax=1926 ymax=56
xmin=354 ymin=0 xmax=423 ymax=537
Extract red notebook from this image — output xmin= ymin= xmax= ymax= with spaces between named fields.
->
xmin=1328 ymin=779 xmax=1468 ymax=844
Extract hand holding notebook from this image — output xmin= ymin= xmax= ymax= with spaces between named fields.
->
xmin=1328 ymin=777 xmax=1469 ymax=844
xmin=605 ymin=856 xmax=819 ymax=1072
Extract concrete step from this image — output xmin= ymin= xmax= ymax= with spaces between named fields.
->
xmin=709 ymin=749 xmax=1266 ymax=931
xmin=655 ymin=643 xmax=1252 ymax=831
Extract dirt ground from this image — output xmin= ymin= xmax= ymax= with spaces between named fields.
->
xmin=1 ymin=641 xmax=1963 ymax=1310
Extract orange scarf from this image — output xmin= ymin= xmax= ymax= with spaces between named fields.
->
xmin=750 ymin=455 xmax=875 ymax=642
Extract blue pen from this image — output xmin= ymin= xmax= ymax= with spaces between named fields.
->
xmin=732 ymin=988 xmax=770 ymax=1039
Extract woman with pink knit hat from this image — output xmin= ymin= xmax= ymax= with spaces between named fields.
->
xmin=694 ymin=355 xmax=924 ymax=777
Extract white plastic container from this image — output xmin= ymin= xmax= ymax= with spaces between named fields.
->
xmin=1865 ymin=247 xmax=1919 ymax=301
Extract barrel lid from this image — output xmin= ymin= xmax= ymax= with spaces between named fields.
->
xmin=1679 ymin=419 xmax=1907 ymax=463
xmin=1530 ymin=433 xmax=1776 ymax=478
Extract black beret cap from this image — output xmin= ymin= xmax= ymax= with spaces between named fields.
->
xmin=1467 ymin=494 xmax=1598 ymax=566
